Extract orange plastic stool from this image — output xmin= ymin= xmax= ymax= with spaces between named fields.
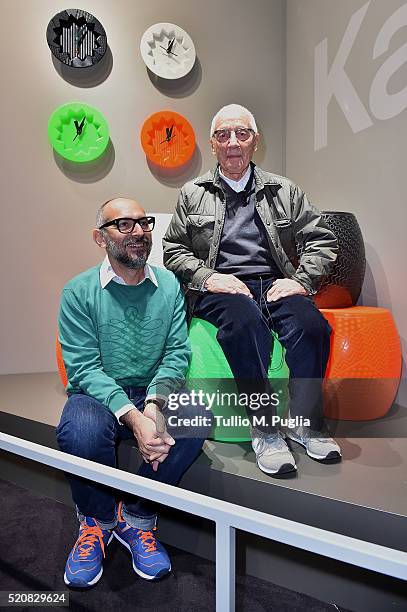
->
xmin=320 ymin=307 xmax=401 ymax=420
xmin=56 ymin=336 xmax=68 ymax=389
xmin=56 ymin=308 xmax=402 ymax=421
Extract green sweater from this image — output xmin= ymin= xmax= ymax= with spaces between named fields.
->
xmin=58 ymin=264 xmax=191 ymax=416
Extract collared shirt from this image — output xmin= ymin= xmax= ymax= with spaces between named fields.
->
xmin=219 ymin=165 xmax=252 ymax=193
xmin=99 ymin=256 xmax=159 ymax=424
xmin=99 ymin=256 xmax=158 ymax=289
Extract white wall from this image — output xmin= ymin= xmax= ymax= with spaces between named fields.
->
xmin=286 ymin=0 xmax=407 ymax=406
xmin=0 ymin=0 xmax=285 ymax=374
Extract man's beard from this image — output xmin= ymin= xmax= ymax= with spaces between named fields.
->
xmin=103 ymin=233 xmax=152 ymax=269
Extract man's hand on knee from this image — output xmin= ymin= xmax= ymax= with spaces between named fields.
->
xmin=266 ymin=278 xmax=308 ymax=302
xmin=121 ymin=407 xmax=173 ymax=470
xmin=143 ymin=403 xmax=175 ymax=468
xmin=204 ymin=273 xmax=253 ymax=297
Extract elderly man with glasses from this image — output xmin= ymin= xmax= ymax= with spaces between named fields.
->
xmin=163 ymin=104 xmax=342 ymax=478
xmin=56 ymin=197 xmax=206 ymax=589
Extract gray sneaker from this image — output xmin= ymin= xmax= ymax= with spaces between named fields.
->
xmin=285 ymin=426 xmax=342 ymax=461
xmin=251 ymin=429 xmax=297 ymax=476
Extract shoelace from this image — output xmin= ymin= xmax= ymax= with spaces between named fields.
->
xmin=74 ymin=525 xmax=106 ymax=559
xmin=117 ymin=503 xmax=158 ymax=553
xmin=255 ymin=433 xmax=286 ymax=455
xmin=137 ymin=529 xmax=157 ymax=553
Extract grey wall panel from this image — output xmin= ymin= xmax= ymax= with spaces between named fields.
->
xmin=286 ymin=0 xmax=407 ymax=406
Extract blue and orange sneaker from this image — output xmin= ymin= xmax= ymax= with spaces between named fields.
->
xmin=113 ymin=502 xmax=171 ymax=580
xmin=64 ymin=517 xmax=113 ymax=588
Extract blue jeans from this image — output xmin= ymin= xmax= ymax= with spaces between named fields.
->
xmin=55 ymin=387 xmax=207 ymax=530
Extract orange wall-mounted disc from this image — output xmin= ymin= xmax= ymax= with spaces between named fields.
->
xmin=141 ymin=110 xmax=196 ymax=168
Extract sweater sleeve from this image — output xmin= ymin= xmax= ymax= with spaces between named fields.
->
xmin=146 ymin=281 xmax=191 ymax=404
xmin=58 ymin=288 xmax=132 ymax=416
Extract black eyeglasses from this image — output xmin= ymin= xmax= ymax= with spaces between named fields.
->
xmin=212 ymin=128 xmax=255 ymax=144
xmin=99 ymin=216 xmax=155 ymax=233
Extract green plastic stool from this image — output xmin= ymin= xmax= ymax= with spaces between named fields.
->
xmin=186 ymin=318 xmax=289 ymax=441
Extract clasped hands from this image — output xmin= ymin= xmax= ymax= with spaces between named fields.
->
xmin=121 ymin=403 xmax=174 ymax=472
xmin=204 ymin=273 xmax=308 ymax=301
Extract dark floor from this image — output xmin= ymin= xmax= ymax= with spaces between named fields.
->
xmin=0 ymin=479 xmax=349 ymax=612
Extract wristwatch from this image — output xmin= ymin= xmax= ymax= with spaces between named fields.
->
xmin=144 ymin=398 xmax=162 ymax=409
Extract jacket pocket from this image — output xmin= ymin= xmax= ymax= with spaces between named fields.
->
xmin=273 ymin=218 xmax=299 ymax=266
xmin=188 ymin=215 xmax=215 ymax=253
xmin=273 ymin=217 xmax=292 ymax=228
xmin=188 ymin=214 xmax=215 ymax=227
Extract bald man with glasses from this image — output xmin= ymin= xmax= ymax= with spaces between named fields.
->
xmin=56 ymin=197 xmax=206 ymax=589
xmin=163 ymin=104 xmax=342 ymax=478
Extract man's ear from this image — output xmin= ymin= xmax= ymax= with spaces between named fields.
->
xmin=210 ymin=137 xmax=216 ymax=155
xmin=93 ymin=228 xmax=106 ymax=248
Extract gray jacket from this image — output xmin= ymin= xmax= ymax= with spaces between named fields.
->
xmin=163 ymin=164 xmax=338 ymax=312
